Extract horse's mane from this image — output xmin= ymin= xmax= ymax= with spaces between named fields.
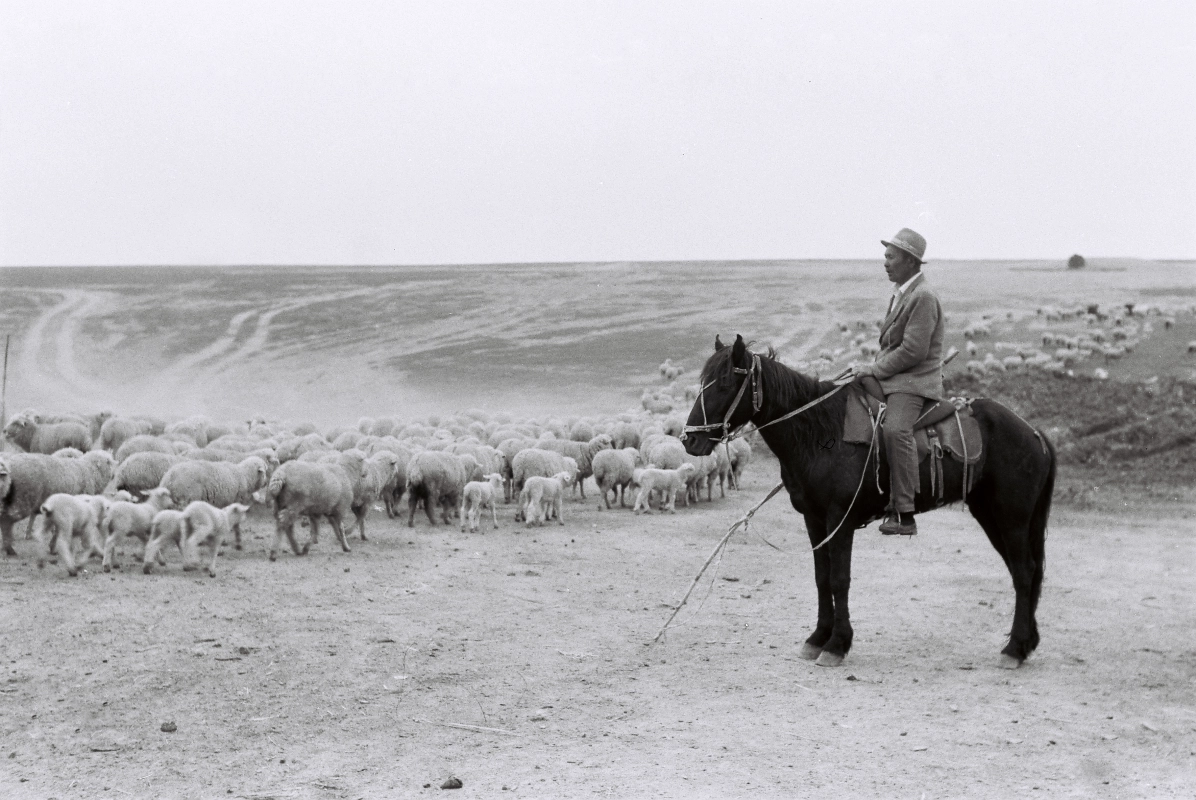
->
xmin=701 ymin=345 xmax=848 ymax=452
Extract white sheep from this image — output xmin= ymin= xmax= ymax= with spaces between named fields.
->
xmin=460 ymin=473 xmax=504 ymax=532
xmin=103 ymin=452 xmax=182 ymax=497
xmin=0 ymin=451 xmax=116 ymax=554
xmin=532 ymin=434 xmax=612 ymax=499
xmin=633 ymin=464 xmax=696 ymax=514
xmin=158 ymin=455 xmax=268 ymax=531
xmin=101 ymin=486 xmax=176 ymax=572
xmin=33 ymin=493 xmax=106 ymax=576
xmin=510 ymin=449 xmax=579 ymax=520
xmin=522 ymin=471 xmax=574 ymax=527
xmin=142 ymin=509 xmax=187 ymax=572
xmin=180 ymin=501 xmax=250 ymax=577
xmin=114 ymin=435 xmax=182 ymax=463
xmin=966 ymin=359 xmax=988 ymax=377
xmin=727 ymin=438 xmax=752 ymax=490
xmin=1094 ymin=367 xmax=1110 ymax=380
xmin=3 ymin=414 xmax=92 ymax=454
xmin=591 ymin=447 xmax=641 ymax=510
xmin=404 ymin=450 xmax=467 ymax=527
xmin=265 ymin=460 xmax=355 ymax=560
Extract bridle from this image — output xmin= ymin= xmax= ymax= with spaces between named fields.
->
xmin=681 ymin=351 xmax=851 ymax=446
xmin=681 ymin=354 xmax=764 ymax=445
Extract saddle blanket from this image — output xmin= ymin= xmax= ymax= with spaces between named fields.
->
xmin=842 ymin=384 xmax=982 ymax=465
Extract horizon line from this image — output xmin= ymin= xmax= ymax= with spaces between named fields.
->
xmin=1 ymin=256 xmax=1192 ymax=270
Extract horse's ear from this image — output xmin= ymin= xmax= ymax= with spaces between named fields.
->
xmin=714 ymin=335 xmax=724 ymax=352
xmin=731 ymin=334 xmax=747 ymax=367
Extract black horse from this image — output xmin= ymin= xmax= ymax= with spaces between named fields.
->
xmin=682 ymin=334 xmax=1056 ymax=669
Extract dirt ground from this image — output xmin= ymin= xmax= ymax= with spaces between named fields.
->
xmin=1 ymin=456 xmax=1193 ymax=799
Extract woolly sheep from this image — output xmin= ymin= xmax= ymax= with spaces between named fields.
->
xmin=532 ymin=434 xmax=612 ymax=499
xmin=521 ymin=472 xmax=574 ymax=527
xmin=632 ymin=464 xmax=696 ymax=514
xmin=34 ymin=493 xmax=106 ymax=576
xmin=460 ymin=473 xmax=504 ymax=532
xmin=275 ymin=433 xmax=331 ymax=463
xmin=104 ymin=452 xmax=182 ymax=497
xmin=115 ymin=435 xmax=178 ymax=463
xmin=591 ymin=448 xmax=641 ymax=510
xmin=0 ymin=451 xmax=117 ymax=554
xmin=727 ymin=438 xmax=752 ymax=489
xmin=95 ymin=417 xmax=154 ymax=453
xmin=966 ymin=359 xmax=988 ymax=377
xmin=333 ymin=430 xmax=364 ymax=451
xmin=101 ymin=486 xmax=176 ymax=572
xmin=179 ymin=501 xmax=250 ymax=577
xmin=510 ymin=449 xmax=579 ymax=521
xmin=646 ymin=439 xmax=687 ymax=470
xmin=609 ymin=422 xmax=641 ymax=450
xmin=406 ymin=450 xmax=468 ymax=527
xmin=265 ymin=460 xmax=354 ymax=560
xmin=158 ymin=456 xmax=268 ymax=548
xmin=4 ymin=414 xmax=92 ymax=454
xmin=141 ymin=509 xmax=187 ymax=573
xmin=569 ymin=421 xmax=595 ymax=442
xmin=681 ymin=454 xmax=720 ymax=505
xmin=347 ymin=450 xmax=398 ymax=540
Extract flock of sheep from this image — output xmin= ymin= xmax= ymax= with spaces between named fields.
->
xmin=0 ymin=375 xmax=752 ymax=579
xmin=786 ymin=299 xmax=1196 ymax=383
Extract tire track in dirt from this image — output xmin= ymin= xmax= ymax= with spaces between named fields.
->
xmin=16 ymin=290 xmax=112 ymax=409
xmin=183 ymin=287 xmax=380 ymax=383
xmin=156 ymin=309 xmax=261 ymax=383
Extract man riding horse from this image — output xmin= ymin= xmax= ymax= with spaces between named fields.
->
xmin=850 ymin=228 xmax=943 ymax=537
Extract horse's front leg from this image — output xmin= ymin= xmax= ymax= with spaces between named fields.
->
xmin=799 ymin=513 xmax=835 ymax=661
xmin=815 ymin=524 xmax=856 ymax=667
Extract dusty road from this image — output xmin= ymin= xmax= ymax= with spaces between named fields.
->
xmin=1 ymin=458 xmax=1193 ymax=798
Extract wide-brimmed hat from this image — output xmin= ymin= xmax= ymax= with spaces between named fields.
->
xmin=881 ymin=228 xmax=927 ymax=263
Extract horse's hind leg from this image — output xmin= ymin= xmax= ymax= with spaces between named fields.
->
xmin=968 ymin=493 xmax=1039 ymax=668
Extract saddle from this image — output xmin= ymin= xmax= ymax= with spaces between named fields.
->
xmin=842 ymin=380 xmax=983 ymax=503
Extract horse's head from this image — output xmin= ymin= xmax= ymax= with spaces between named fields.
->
xmin=681 ymin=334 xmax=758 ymax=457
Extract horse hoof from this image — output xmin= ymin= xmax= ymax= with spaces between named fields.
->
xmin=798 ymin=642 xmax=822 ymax=661
xmin=815 ymin=651 xmax=844 ymax=668
xmin=998 ymin=654 xmax=1022 ymax=670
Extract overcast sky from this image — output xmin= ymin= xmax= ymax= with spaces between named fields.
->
xmin=2 ymin=1 xmax=1193 ymax=265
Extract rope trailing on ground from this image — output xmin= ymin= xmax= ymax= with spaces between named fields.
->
xmin=651 ymin=481 xmax=786 ymax=644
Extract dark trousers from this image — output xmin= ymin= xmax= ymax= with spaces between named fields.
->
xmin=882 ymin=392 xmax=923 ymax=514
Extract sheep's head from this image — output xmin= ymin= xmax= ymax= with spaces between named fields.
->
xmin=3 ymin=416 xmax=33 ymax=441
xmin=142 ymin=486 xmax=174 ymax=508
xmin=591 ymin=433 xmax=614 ymax=451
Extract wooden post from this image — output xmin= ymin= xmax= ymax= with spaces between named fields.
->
xmin=1 ymin=334 xmax=9 ymax=430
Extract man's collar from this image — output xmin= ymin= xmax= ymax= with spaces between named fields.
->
xmin=894 ymin=271 xmax=923 ymax=296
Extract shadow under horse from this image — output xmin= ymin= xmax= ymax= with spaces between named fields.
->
xmin=682 ymin=335 xmax=1056 ymax=669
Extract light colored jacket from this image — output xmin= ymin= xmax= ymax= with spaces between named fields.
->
xmin=872 ymin=273 xmax=945 ymax=400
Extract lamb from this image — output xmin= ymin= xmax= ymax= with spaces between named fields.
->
xmin=406 ymin=450 xmax=468 ymax=527
xmin=0 ymin=451 xmax=116 ymax=554
xmin=521 ymin=472 xmax=574 ymax=527
xmin=179 ymin=501 xmax=250 ymax=577
xmin=633 ymin=464 xmax=696 ymax=514
xmin=460 ymin=473 xmax=504 ymax=532
xmin=101 ymin=486 xmax=176 ymax=572
xmin=591 ymin=447 xmax=642 ymax=510
xmin=158 ymin=456 xmax=267 ymax=548
xmin=510 ymin=449 xmax=579 ymax=521
xmin=94 ymin=417 xmax=154 ymax=453
xmin=533 ymin=434 xmax=613 ymax=499
xmin=104 ymin=452 xmax=182 ymax=497
xmin=682 ymin=454 xmax=720 ymax=505
xmin=3 ymin=414 xmax=92 ymax=454
xmin=141 ymin=509 xmax=187 ymax=572
xmin=265 ymin=460 xmax=354 ymax=560
xmin=33 ymin=493 xmax=107 ymax=576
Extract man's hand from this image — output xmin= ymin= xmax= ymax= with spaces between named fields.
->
xmin=851 ymin=363 xmax=876 ymax=378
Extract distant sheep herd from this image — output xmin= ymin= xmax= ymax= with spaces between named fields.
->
xmin=0 ymin=373 xmax=752 ymax=578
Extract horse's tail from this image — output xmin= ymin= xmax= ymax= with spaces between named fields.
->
xmin=1027 ymin=430 xmax=1056 ymax=646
